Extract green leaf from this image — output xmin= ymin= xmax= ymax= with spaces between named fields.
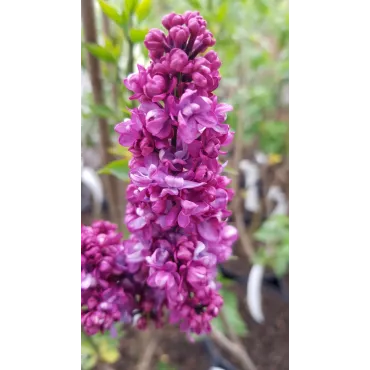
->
xmin=157 ymin=361 xmax=176 ymax=370
xmin=84 ymin=43 xmax=116 ymax=63
xmin=215 ymin=2 xmax=228 ymax=23
xmin=98 ymin=159 xmax=129 ymax=181
xmin=108 ymin=144 xmax=132 ymax=158
xmin=81 ymin=347 xmax=98 ymax=370
xmin=98 ymin=0 xmax=123 ymax=25
xmin=187 ymin=0 xmax=201 ymax=8
xmin=104 ymin=37 xmax=121 ymax=60
xmin=252 ymin=247 xmax=268 ymax=266
xmin=223 ymin=166 xmax=238 ymax=176
xmin=90 ymin=104 xmax=115 ymax=119
xmin=125 ymin=0 xmax=139 ymax=14
xmin=272 ymin=254 xmax=289 ymax=277
xmin=98 ymin=337 xmax=120 ymax=364
xmin=253 ymin=215 xmax=289 ymax=276
xmin=254 ymin=0 xmax=269 ymax=15
xmin=254 ymin=228 xmax=278 ymax=244
xmin=212 ymin=289 xmax=248 ymax=336
xmin=81 ymin=332 xmax=98 ymax=370
xmin=254 ymin=215 xmax=289 ymax=244
xmin=217 ymin=270 xmax=234 ymax=287
xmin=129 ymin=28 xmax=148 ymax=43
xmin=135 ymin=0 xmax=151 ymax=21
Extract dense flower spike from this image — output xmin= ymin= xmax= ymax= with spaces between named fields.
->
xmin=81 ymin=221 xmax=165 ymax=335
xmin=82 ymin=10 xmax=237 ymax=338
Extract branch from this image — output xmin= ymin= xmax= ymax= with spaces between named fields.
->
xmin=101 ymin=4 xmax=119 ymax=111
xmin=210 ymin=327 xmax=257 ymax=370
xmin=81 ymin=0 xmax=122 ymax=227
xmin=136 ymin=329 xmax=159 ymax=370
xmin=233 ymin=199 xmax=255 ymax=260
xmin=100 ymin=4 xmax=127 ymax=235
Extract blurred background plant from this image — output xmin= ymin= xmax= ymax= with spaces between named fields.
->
xmin=81 ymin=0 xmax=288 ymax=369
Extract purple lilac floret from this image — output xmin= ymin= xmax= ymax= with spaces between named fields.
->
xmin=82 ymin=10 xmax=238 ymax=338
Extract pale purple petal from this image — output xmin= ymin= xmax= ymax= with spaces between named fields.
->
xmin=165 ymin=175 xmax=184 ymax=188
xmin=181 ymin=180 xmax=205 ymax=189
xmin=127 ymin=216 xmax=147 ymax=230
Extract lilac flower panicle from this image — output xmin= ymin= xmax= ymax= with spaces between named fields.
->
xmin=82 ymin=11 xmax=238 ymax=338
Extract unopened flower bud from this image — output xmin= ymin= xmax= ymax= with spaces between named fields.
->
xmin=169 ymin=25 xmax=190 ymax=48
xmin=162 ymin=13 xmax=184 ymax=30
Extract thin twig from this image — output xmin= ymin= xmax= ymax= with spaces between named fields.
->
xmin=219 ymin=310 xmax=239 ymax=344
xmin=233 ymin=198 xmax=255 ymax=260
xmin=211 ymin=327 xmax=257 ymax=370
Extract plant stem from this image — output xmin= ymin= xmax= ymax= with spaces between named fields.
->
xmin=219 ymin=310 xmax=239 ymax=344
xmin=127 ymin=39 xmax=135 ymax=76
xmin=82 ymin=0 xmax=121 ymax=227
xmin=136 ymin=327 xmax=159 ymax=370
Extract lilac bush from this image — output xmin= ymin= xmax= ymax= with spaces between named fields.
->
xmin=82 ymin=11 xmax=237 ymax=337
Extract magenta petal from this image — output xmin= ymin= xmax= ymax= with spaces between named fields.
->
xmin=140 ymin=102 xmax=160 ymax=113
xmin=144 ymin=153 xmax=159 ymax=167
xmin=181 ymin=199 xmax=198 ymax=213
xmin=114 ymin=121 xmax=129 ymax=134
xmin=180 ymin=88 xmax=197 ymax=102
xmin=165 ymin=206 xmax=180 ymax=227
xmin=157 ymin=205 xmax=180 ymax=229
xmin=195 ymin=111 xmax=218 ymax=128
xmin=197 ymin=218 xmax=220 ymax=241
xmin=164 ymin=261 xmax=177 ymax=272
xmin=147 ymin=272 xmax=160 ymax=287
xmin=166 ymin=77 xmax=178 ymax=95
xmin=178 ymin=211 xmax=190 ymax=228
xmin=152 ymin=94 xmax=167 ymax=102
xmin=146 ymin=248 xmax=169 ymax=267
xmin=187 ymin=265 xmax=207 ymax=286
xmin=146 ymin=111 xmax=166 ymax=135
xmin=210 ymin=189 xmax=228 ymax=209
xmin=118 ymin=134 xmax=134 ymax=147
xmin=222 ymin=225 xmax=238 ymax=241
xmin=130 ymin=171 xmax=152 ymax=186
xmin=128 ymin=217 xmax=147 ymax=230
xmin=178 ymin=113 xmax=199 ymax=144
xmin=160 ymin=188 xmax=179 ymax=197
xmin=192 ymin=202 xmax=209 ymax=215
xmin=211 ymin=123 xmax=229 ymax=134
xmin=157 ymin=120 xmax=172 ymax=139
xmin=152 ymin=199 xmax=166 ymax=214
xmin=154 ymin=271 xmax=169 ymax=288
